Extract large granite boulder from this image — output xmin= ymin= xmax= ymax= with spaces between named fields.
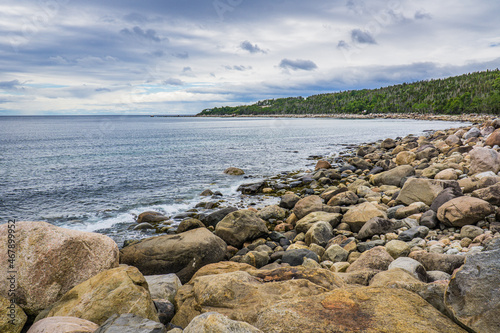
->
xmin=137 ymin=211 xmax=169 ymax=224
xmin=184 ymin=312 xmax=263 ymax=333
xmin=371 ymin=165 xmax=415 ymax=187
xmin=0 ymin=221 xmax=119 ymax=315
xmin=437 ymin=196 xmax=494 ymax=227
xmin=94 ymin=314 xmax=166 ymax=333
xmin=485 ymin=128 xmax=500 ymax=146
xmin=295 ymin=211 xmax=342 ymax=233
xmin=445 ymin=249 xmax=500 ymax=333
xmin=342 ymin=202 xmax=387 ymax=232
xmin=293 ymin=195 xmax=324 ymax=219
xmin=214 ymin=210 xmax=268 ymax=248
xmin=39 ymin=266 xmax=158 ymax=325
xmin=430 ymin=186 xmax=463 ymax=212
xmin=396 ymin=178 xmax=461 ymax=206
xmin=469 ymin=147 xmax=500 ymax=175
xmin=409 ymin=251 xmax=465 ymax=275
xmin=171 ymin=267 xmax=344 ymax=328
xmin=27 ymin=317 xmax=99 ymax=333
xmin=121 ymin=228 xmax=226 ymax=283
xmin=254 ymin=286 xmax=466 ymax=333
xmin=0 ymin=296 xmax=27 ymax=333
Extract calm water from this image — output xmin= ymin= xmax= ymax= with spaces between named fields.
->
xmin=0 ymin=116 xmax=467 ymax=245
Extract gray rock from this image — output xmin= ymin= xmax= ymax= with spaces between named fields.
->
xmin=371 ymin=165 xmax=415 ymax=187
xmin=184 ymin=312 xmax=263 ymax=333
xmin=258 ymin=205 xmax=286 ymax=221
xmin=471 ymin=182 xmax=500 ymax=205
xmin=445 ymin=249 xmax=500 ymax=332
xmin=134 ymin=223 xmax=155 ymax=230
xmin=214 ymin=210 xmax=268 ymax=248
xmin=305 ymin=222 xmax=333 ymax=247
xmin=240 ymin=251 xmax=270 ymax=268
xmin=459 ymin=225 xmax=483 ymax=240
xmin=426 ymin=271 xmax=451 ymax=282
xmin=409 ymin=251 xmax=465 ymax=275
xmin=144 ymin=274 xmax=182 ymax=303
xmin=357 ymin=240 xmax=385 ymax=253
xmin=94 ymin=314 xmax=166 ymax=333
xmin=322 ymin=244 xmax=349 ymax=263
xmin=388 ymin=257 xmax=428 ymax=282
xmin=200 ymin=207 xmax=238 ymax=228
xmin=398 ymin=226 xmax=429 ymax=242
xmin=237 ymin=181 xmax=266 ymax=194
xmin=176 ymin=219 xmax=205 ymax=233
xmin=153 ymin=300 xmax=175 ymax=326
xmin=464 ymin=127 xmax=481 ymax=140
xmin=387 ymin=205 xmax=405 ymax=219
xmin=279 ymin=193 xmax=301 ymax=209
xmin=281 ymin=249 xmax=319 ymax=266
xmin=357 ymin=217 xmax=396 ymax=240
xmin=430 ymin=187 xmax=463 ymax=212
xmin=420 ymin=210 xmax=438 ymax=229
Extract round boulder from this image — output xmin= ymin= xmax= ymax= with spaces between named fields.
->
xmin=27 ymin=317 xmax=99 ymax=333
xmin=437 ymin=197 xmax=494 ymax=227
xmin=215 ymin=210 xmax=268 ymax=248
xmin=223 ymin=167 xmax=245 ymax=175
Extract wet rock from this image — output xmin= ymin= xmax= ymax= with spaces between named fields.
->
xmin=409 ymin=251 xmax=465 ymax=275
xmin=176 ymin=218 xmax=205 ymax=233
xmin=445 ymin=249 xmax=500 ymax=332
xmin=315 ymin=160 xmax=332 ymax=170
xmin=200 ymin=207 xmax=238 ymax=228
xmin=279 ymin=193 xmax=300 ymax=209
xmin=120 ymin=228 xmax=226 ymax=283
xmin=200 ymin=189 xmax=214 ymax=196
xmin=133 ymin=222 xmax=155 ymax=230
xmin=437 ymin=196 xmax=494 ymax=227
xmin=238 ymin=181 xmax=266 ymax=194
xmin=215 ymin=210 xmax=268 ymax=248
xmin=137 ymin=211 xmax=169 ymax=224
xmin=224 ymin=167 xmax=245 ymax=175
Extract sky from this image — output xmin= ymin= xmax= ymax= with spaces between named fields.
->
xmin=1 ymin=0 xmax=500 ymax=115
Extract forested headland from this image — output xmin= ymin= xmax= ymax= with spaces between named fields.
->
xmin=198 ymin=69 xmax=500 ymax=116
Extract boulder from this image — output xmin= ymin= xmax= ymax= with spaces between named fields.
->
xmin=397 ymin=226 xmax=429 ymax=242
xmin=395 ymin=151 xmax=416 ymax=165
xmin=346 ymin=246 xmax=394 ymax=273
xmin=459 ymin=225 xmax=483 ymax=240
xmin=282 ymin=249 xmax=319 ymax=266
xmin=394 ymin=202 xmax=428 ymax=219
xmin=279 ymin=193 xmax=300 ymax=209
xmin=415 ymin=146 xmax=439 ymax=160
xmin=305 ymin=222 xmax=333 ymax=247
xmin=144 ymin=274 xmax=182 ymax=303
xmin=445 ymin=249 xmax=500 ymax=333
xmin=388 ymin=257 xmax=427 ymax=282
xmin=420 ymin=210 xmax=439 ymax=228
xmin=295 ymin=211 xmax=342 ymax=233
xmin=445 ymin=134 xmax=461 ymax=146
xmin=327 ymin=191 xmax=358 ymax=206
xmin=94 ymin=314 xmax=166 ymax=333
xmin=240 ymin=251 xmax=270 ymax=268
xmin=371 ymin=165 xmax=415 ymax=187
xmin=409 ymin=251 xmax=465 ymax=275
xmin=315 ymin=160 xmax=332 ymax=170
xmin=171 ymin=268 xmax=343 ymax=328
xmin=381 ymin=138 xmax=397 ymax=149
xmin=434 ymin=168 xmax=459 ymax=180
xmin=176 ymin=218 xmax=205 ymax=233
xmin=357 ymin=217 xmax=397 ymax=240
xmin=254 ymin=286 xmax=466 ymax=333
xmin=27 ymin=317 xmax=99 ymax=333
xmin=437 ymin=196 xmax=494 ymax=227
xmin=184 ymin=312 xmax=263 ymax=333
xmin=0 ymin=296 xmax=27 ymax=333
xmin=293 ymin=195 xmax=324 ymax=220
xmin=120 ymin=228 xmax=226 ymax=283
xmin=258 ymin=205 xmax=286 ymax=221
xmin=40 ymin=266 xmax=159 ymax=325
xmin=214 ymin=210 xmax=268 ymax=248
xmin=224 ymin=167 xmax=245 ymax=175
xmin=200 ymin=207 xmax=238 ymax=228
xmin=385 ymin=240 xmax=411 ymax=259
xmin=469 ymin=147 xmax=500 ymax=175
xmin=464 ymin=127 xmax=481 ymax=140
xmin=485 ymin=128 xmax=500 ymax=146
xmin=0 ymin=221 xmax=119 ymax=316
xmin=342 ymin=202 xmax=387 ymax=233
xmin=137 ymin=211 xmax=169 ymax=224
xmin=322 ymin=245 xmax=349 ymax=263
xmin=430 ymin=187 xmax=463 ymax=212
xmin=471 ymin=182 xmax=500 ymax=205
xmin=396 ymin=178 xmax=461 ymax=206
xmin=238 ymin=182 xmax=266 ymax=194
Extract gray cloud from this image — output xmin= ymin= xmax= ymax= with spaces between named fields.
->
xmin=172 ymin=52 xmax=189 ymax=59
xmin=337 ymin=40 xmax=349 ymax=49
xmin=415 ymin=10 xmax=432 ymax=20
xmin=0 ymin=80 xmax=23 ymax=90
xmin=279 ymin=59 xmax=317 ymax=71
xmin=120 ymin=26 xmax=165 ymax=42
xmin=351 ymin=29 xmax=376 ymax=44
xmin=224 ymin=65 xmax=252 ymax=71
xmin=240 ymin=40 xmax=266 ymax=54
xmin=163 ymin=78 xmax=185 ymax=86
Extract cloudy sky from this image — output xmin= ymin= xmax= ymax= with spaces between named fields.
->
xmin=1 ymin=0 xmax=500 ymax=115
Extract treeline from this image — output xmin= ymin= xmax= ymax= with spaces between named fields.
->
xmin=198 ymin=69 xmax=500 ymax=116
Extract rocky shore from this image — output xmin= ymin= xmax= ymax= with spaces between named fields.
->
xmin=2 ymin=116 xmax=500 ymax=333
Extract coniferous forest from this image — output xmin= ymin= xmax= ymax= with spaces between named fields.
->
xmin=198 ymin=69 xmax=500 ymax=116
